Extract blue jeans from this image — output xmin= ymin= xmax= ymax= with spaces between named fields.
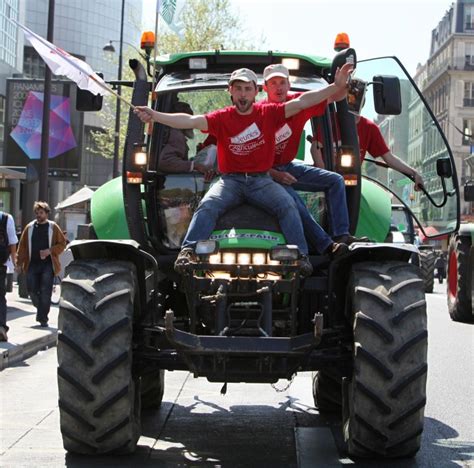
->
xmin=182 ymin=174 xmax=309 ymax=254
xmin=27 ymin=261 xmax=54 ymax=323
xmin=276 ymin=161 xmax=350 ymax=239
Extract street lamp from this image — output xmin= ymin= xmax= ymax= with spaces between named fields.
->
xmin=103 ymin=0 xmax=125 ymax=178
xmin=103 ymin=40 xmax=148 ymax=61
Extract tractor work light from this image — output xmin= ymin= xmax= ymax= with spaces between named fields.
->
xmin=340 ymin=153 xmax=354 ymax=168
xmin=134 ymin=150 xmax=147 ymax=166
xmin=270 ymin=245 xmax=300 ymax=261
xmin=195 ymin=240 xmax=219 ymax=256
xmin=189 ymin=58 xmax=207 ymax=69
xmin=222 ymin=252 xmax=236 ymax=264
xmin=281 ymin=58 xmax=300 ymax=70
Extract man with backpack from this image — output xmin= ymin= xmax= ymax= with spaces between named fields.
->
xmin=17 ymin=201 xmax=67 ymax=327
xmin=0 ymin=210 xmax=18 ymax=341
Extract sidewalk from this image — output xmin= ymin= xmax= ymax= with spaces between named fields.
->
xmin=0 ymin=284 xmax=59 ymax=370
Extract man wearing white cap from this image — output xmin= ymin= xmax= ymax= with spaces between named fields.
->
xmin=134 ymin=63 xmax=353 ymax=275
xmin=261 ymin=63 xmax=367 ymax=251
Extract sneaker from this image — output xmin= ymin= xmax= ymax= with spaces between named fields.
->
xmin=334 ymin=234 xmax=370 ymax=245
xmin=174 ymin=247 xmax=197 ymax=273
xmin=298 ymin=255 xmax=313 ymax=277
xmin=0 ymin=326 xmax=8 ymax=341
xmin=40 ymin=321 xmax=48 ymax=328
xmin=327 ymin=242 xmax=349 ymax=259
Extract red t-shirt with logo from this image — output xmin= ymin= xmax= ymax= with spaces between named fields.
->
xmin=205 ymin=103 xmax=286 ymax=173
xmin=357 ymin=116 xmax=390 ymax=160
xmin=259 ymin=92 xmax=327 ymax=165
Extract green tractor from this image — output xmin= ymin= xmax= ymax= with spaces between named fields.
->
xmin=447 ymin=182 xmax=473 ymax=322
xmin=57 ymin=49 xmax=460 ymax=458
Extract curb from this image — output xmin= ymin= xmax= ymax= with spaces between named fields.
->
xmin=0 ymin=331 xmax=58 ymax=370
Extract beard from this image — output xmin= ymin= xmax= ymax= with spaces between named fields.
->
xmin=234 ymin=97 xmax=254 ymax=114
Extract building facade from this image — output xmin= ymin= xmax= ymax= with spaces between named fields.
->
xmin=0 ymin=0 xmax=143 ymax=229
xmin=422 ymin=0 xmax=474 ymax=219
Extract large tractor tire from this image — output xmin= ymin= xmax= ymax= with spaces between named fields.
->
xmin=312 ymin=369 xmax=344 ymax=413
xmin=57 ymin=259 xmax=140 ymax=454
xmin=418 ymin=249 xmax=435 ymax=293
xmin=447 ymin=235 xmax=473 ymax=323
xmin=344 ymin=262 xmax=427 ymax=458
xmin=140 ymin=369 xmax=165 ymax=409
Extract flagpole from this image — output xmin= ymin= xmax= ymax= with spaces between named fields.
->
xmin=151 ymin=0 xmax=160 ymax=100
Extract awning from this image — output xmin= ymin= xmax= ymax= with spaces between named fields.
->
xmin=55 ymin=186 xmax=94 ymax=210
xmin=0 ymin=166 xmax=26 ymax=180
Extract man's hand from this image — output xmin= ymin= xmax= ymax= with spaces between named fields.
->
xmin=413 ymin=172 xmax=424 ymax=192
xmin=270 ymin=169 xmax=297 ymax=185
xmin=134 ymin=106 xmax=155 ymax=123
xmin=40 ymin=249 xmax=51 ymax=260
xmin=334 ymin=63 xmax=354 ymax=91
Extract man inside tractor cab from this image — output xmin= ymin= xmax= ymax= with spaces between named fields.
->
xmin=311 ymin=31 xmax=424 ymax=191
xmin=261 ymin=64 xmax=368 ymax=249
xmin=158 ymin=100 xmax=214 ymax=180
xmin=134 ymin=64 xmax=354 ymax=276
xmin=311 ymin=103 xmax=425 ymax=191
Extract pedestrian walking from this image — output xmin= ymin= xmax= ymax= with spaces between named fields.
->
xmin=0 ymin=211 xmax=18 ymax=341
xmin=17 ymin=201 xmax=67 ymax=327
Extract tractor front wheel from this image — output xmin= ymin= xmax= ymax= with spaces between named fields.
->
xmin=344 ymin=261 xmax=427 ymax=458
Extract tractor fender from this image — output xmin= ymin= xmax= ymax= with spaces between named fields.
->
xmin=345 ymin=242 xmax=419 ymax=262
xmin=67 ymin=239 xmax=158 ymax=314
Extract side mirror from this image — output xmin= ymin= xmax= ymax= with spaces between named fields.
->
xmin=76 ymin=72 xmax=104 ymax=112
xmin=436 ymin=157 xmax=452 ymax=178
xmin=465 ymin=181 xmax=474 ymax=202
xmin=373 ymin=75 xmax=401 ymax=115
xmin=330 ymin=48 xmax=357 ymax=83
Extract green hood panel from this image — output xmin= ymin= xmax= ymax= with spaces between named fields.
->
xmin=210 ymin=229 xmax=286 ymax=250
xmin=91 ymin=177 xmax=130 ymax=240
xmin=356 ymin=178 xmax=392 ymax=242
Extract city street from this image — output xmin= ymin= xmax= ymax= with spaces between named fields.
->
xmin=1 ymin=281 xmax=473 ymax=467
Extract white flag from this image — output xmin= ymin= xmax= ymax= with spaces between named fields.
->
xmin=14 ymin=20 xmax=109 ymax=96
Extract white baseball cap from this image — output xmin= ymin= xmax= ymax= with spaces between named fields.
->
xmin=229 ymin=68 xmax=258 ymax=85
xmin=263 ymin=64 xmax=290 ymax=81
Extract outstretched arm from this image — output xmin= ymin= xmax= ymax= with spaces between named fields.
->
xmin=284 ymin=62 xmax=353 ymax=118
xmin=381 ymin=151 xmax=424 ymax=191
xmin=134 ymin=106 xmax=208 ymax=131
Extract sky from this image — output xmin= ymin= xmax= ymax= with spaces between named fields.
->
xmin=142 ymin=0 xmax=453 ymax=76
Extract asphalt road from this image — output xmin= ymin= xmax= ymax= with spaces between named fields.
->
xmin=1 ymin=281 xmax=473 ymax=467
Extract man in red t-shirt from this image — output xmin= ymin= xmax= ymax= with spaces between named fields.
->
xmin=312 ymin=115 xmax=424 ymax=191
xmin=261 ymin=64 xmax=366 ymax=253
xmin=134 ymin=63 xmax=353 ymax=274
xmin=355 ymin=115 xmax=424 ymax=189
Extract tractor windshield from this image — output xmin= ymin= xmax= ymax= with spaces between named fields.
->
xmin=354 ymin=57 xmax=459 ymax=240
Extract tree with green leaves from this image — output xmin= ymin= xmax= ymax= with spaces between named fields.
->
xmin=89 ymin=0 xmax=261 ymax=160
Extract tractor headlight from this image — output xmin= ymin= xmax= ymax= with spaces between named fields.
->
xmin=195 ymin=240 xmax=219 ymax=256
xmin=270 ymin=245 xmax=300 ymax=261
xmin=252 ymin=253 xmax=266 ymax=265
xmin=222 ymin=252 xmax=236 ymax=264
xmin=237 ymin=253 xmax=251 ymax=264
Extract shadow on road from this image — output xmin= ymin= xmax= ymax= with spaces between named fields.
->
xmin=62 ymin=397 xmax=473 ymax=467
xmin=63 ymin=395 xmax=323 ymax=467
